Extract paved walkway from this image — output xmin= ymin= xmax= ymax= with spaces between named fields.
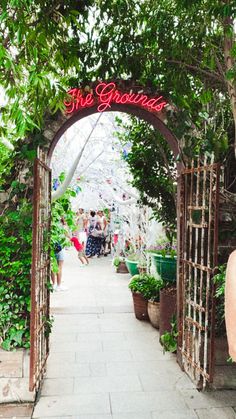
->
xmin=32 ymin=249 xmax=236 ymax=419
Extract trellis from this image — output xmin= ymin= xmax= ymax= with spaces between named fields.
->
xmin=178 ymin=156 xmax=220 ymax=388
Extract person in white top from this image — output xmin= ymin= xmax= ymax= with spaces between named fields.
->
xmin=97 ymin=210 xmax=107 ymax=255
xmin=75 ymin=208 xmax=87 ymax=244
xmin=225 ymin=250 xmax=236 ymax=361
xmin=97 ymin=210 xmax=107 ymax=231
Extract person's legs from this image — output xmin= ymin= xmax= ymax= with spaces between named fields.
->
xmin=55 ymin=250 xmax=68 ymax=291
xmin=57 ymin=260 xmax=63 ymax=286
xmin=78 ymin=256 xmax=85 ymax=265
xmin=51 ymin=271 xmax=57 ymax=289
xmin=80 ymin=256 xmax=88 ymax=264
xmin=85 ymin=237 xmax=92 ymax=257
xmin=83 ymin=255 xmax=89 ymax=264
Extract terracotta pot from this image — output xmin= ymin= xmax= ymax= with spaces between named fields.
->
xmin=117 ymin=261 xmax=129 ymax=274
xmin=159 ymin=287 xmax=177 ymax=337
xmin=131 ymin=292 xmax=149 ymax=321
xmin=148 ymin=300 xmax=160 ymax=329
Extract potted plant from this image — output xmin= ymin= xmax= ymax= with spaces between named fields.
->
xmin=138 ymin=256 xmax=147 ymax=275
xmin=147 ymin=238 xmax=177 ymax=283
xmin=113 ymin=256 xmax=129 ymax=274
xmin=160 ymin=316 xmax=178 ymax=353
xmin=125 ymin=252 xmax=140 ymax=276
xmin=128 ymin=273 xmax=162 ymax=321
xmin=147 ymin=278 xmax=163 ymax=329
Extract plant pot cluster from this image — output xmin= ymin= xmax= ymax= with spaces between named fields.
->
xmin=128 ymin=273 xmax=163 ymax=328
xmin=128 ymin=253 xmax=177 ymax=349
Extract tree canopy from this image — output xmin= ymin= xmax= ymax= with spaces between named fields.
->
xmin=0 ymin=0 xmax=235 ymax=155
xmin=0 ymin=0 xmax=92 ymax=143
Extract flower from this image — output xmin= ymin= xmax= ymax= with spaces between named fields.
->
xmin=147 ymin=242 xmax=177 ymax=258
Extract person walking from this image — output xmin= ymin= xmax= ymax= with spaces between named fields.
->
xmin=51 ymin=218 xmax=68 ymax=291
xmin=75 ymin=208 xmax=87 ymax=244
xmin=85 ymin=215 xmax=103 ymax=258
xmin=71 ymin=234 xmax=89 ymax=266
xmin=97 ymin=210 xmax=107 ymax=255
xmin=225 ymin=250 xmax=236 ymax=361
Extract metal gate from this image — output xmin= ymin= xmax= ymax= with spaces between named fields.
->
xmin=29 ymin=156 xmax=51 ymax=391
xmin=178 ymin=156 xmax=220 ymax=389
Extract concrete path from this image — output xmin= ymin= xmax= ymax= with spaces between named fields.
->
xmin=32 ymin=249 xmax=236 ymax=419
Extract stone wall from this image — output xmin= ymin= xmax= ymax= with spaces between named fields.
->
xmin=0 ymin=349 xmax=35 ymax=403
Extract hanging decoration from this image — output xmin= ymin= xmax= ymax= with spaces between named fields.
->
xmin=53 ymin=178 xmax=60 ymax=191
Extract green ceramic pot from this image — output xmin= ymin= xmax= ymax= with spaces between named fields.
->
xmin=151 ymin=254 xmax=177 ymax=283
xmin=159 ymin=255 xmax=177 ymax=282
xmin=151 ymin=254 xmax=162 ymax=276
xmin=125 ymin=259 xmax=139 ymax=276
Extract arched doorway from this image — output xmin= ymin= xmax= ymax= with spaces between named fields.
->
xmin=29 ymin=81 xmax=219 ymax=392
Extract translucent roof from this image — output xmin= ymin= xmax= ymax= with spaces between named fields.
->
xmin=51 ymin=111 xmax=137 ymax=211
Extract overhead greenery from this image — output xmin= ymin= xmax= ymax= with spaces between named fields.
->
xmin=88 ymin=0 xmax=236 ymax=158
xmin=0 ymin=0 xmax=93 ymax=143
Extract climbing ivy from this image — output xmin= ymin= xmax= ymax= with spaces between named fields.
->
xmin=51 ymin=173 xmax=77 ymax=272
xmin=0 ymin=132 xmax=47 ymax=350
xmin=0 ymin=199 xmax=32 ymax=350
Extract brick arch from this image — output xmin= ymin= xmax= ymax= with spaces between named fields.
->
xmin=42 ymin=81 xmax=183 ymax=172
xmin=30 ymin=82 xmax=184 ymax=391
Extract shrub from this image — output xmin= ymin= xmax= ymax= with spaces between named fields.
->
xmin=129 ymin=274 xmax=163 ymax=300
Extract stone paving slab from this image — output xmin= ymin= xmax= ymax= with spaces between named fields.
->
xmin=113 ymin=414 xmax=152 ymax=419
xmin=35 ymin=416 xmax=112 ymax=419
xmin=75 ymin=349 xmax=133 ymax=363
xmin=109 ymin=390 xmax=188 ymax=413
xmin=45 ymin=362 xmax=90 ymax=378
xmin=195 ymin=407 xmax=236 ymax=419
xmin=0 ymin=350 xmax=23 ymax=378
xmin=73 ymin=375 xmax=142 ymax=393
xmin=138 ymin=372 xmax=192 ymax=391
xmin=77 ymin=332 xmax=126 ymax=343
xmin=180 ymin=389 xmax=236 ymax=409
xmin=50 ymin=340 xmax=103 ymax=353
xmin=50 ymin=332 xmax=78 ymax=343
xmin=152 ymin=410 xmax=198 ymax=419
xmin=41 ymin=378 xmax=74 ymax=396
xmin=0 ymin=403 xmax=33 ymax=417
xmin=32 ymin=394 xmax=110 ymax=417
xmin=0 ymin=378 xmax=35 ymax=403
xmin=106 ymin=360 xmax=178 ymax=376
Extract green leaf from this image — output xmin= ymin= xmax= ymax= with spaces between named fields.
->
xmin=1 ymin=339 xmax=11 ymax=351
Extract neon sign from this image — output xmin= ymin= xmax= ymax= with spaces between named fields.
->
xmin=64 ymin=82 xmax=167 ymax=114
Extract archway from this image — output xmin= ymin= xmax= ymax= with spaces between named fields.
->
xmin=30 ymin=80 xmax=219 ymax=392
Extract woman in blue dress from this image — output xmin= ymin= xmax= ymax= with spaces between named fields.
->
xmin=85 ymin=214 xmax=103 ymax=257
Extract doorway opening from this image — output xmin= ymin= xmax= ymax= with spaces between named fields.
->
xmin=29 ymin=81 xmax=220 ymax=393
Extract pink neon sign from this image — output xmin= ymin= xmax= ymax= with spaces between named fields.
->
xmin=64 ymin=82 xmax=167 ymax=114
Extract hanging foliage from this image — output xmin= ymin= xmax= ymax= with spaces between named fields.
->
xmin=116 ymin=117 xmax=177 ymax=231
